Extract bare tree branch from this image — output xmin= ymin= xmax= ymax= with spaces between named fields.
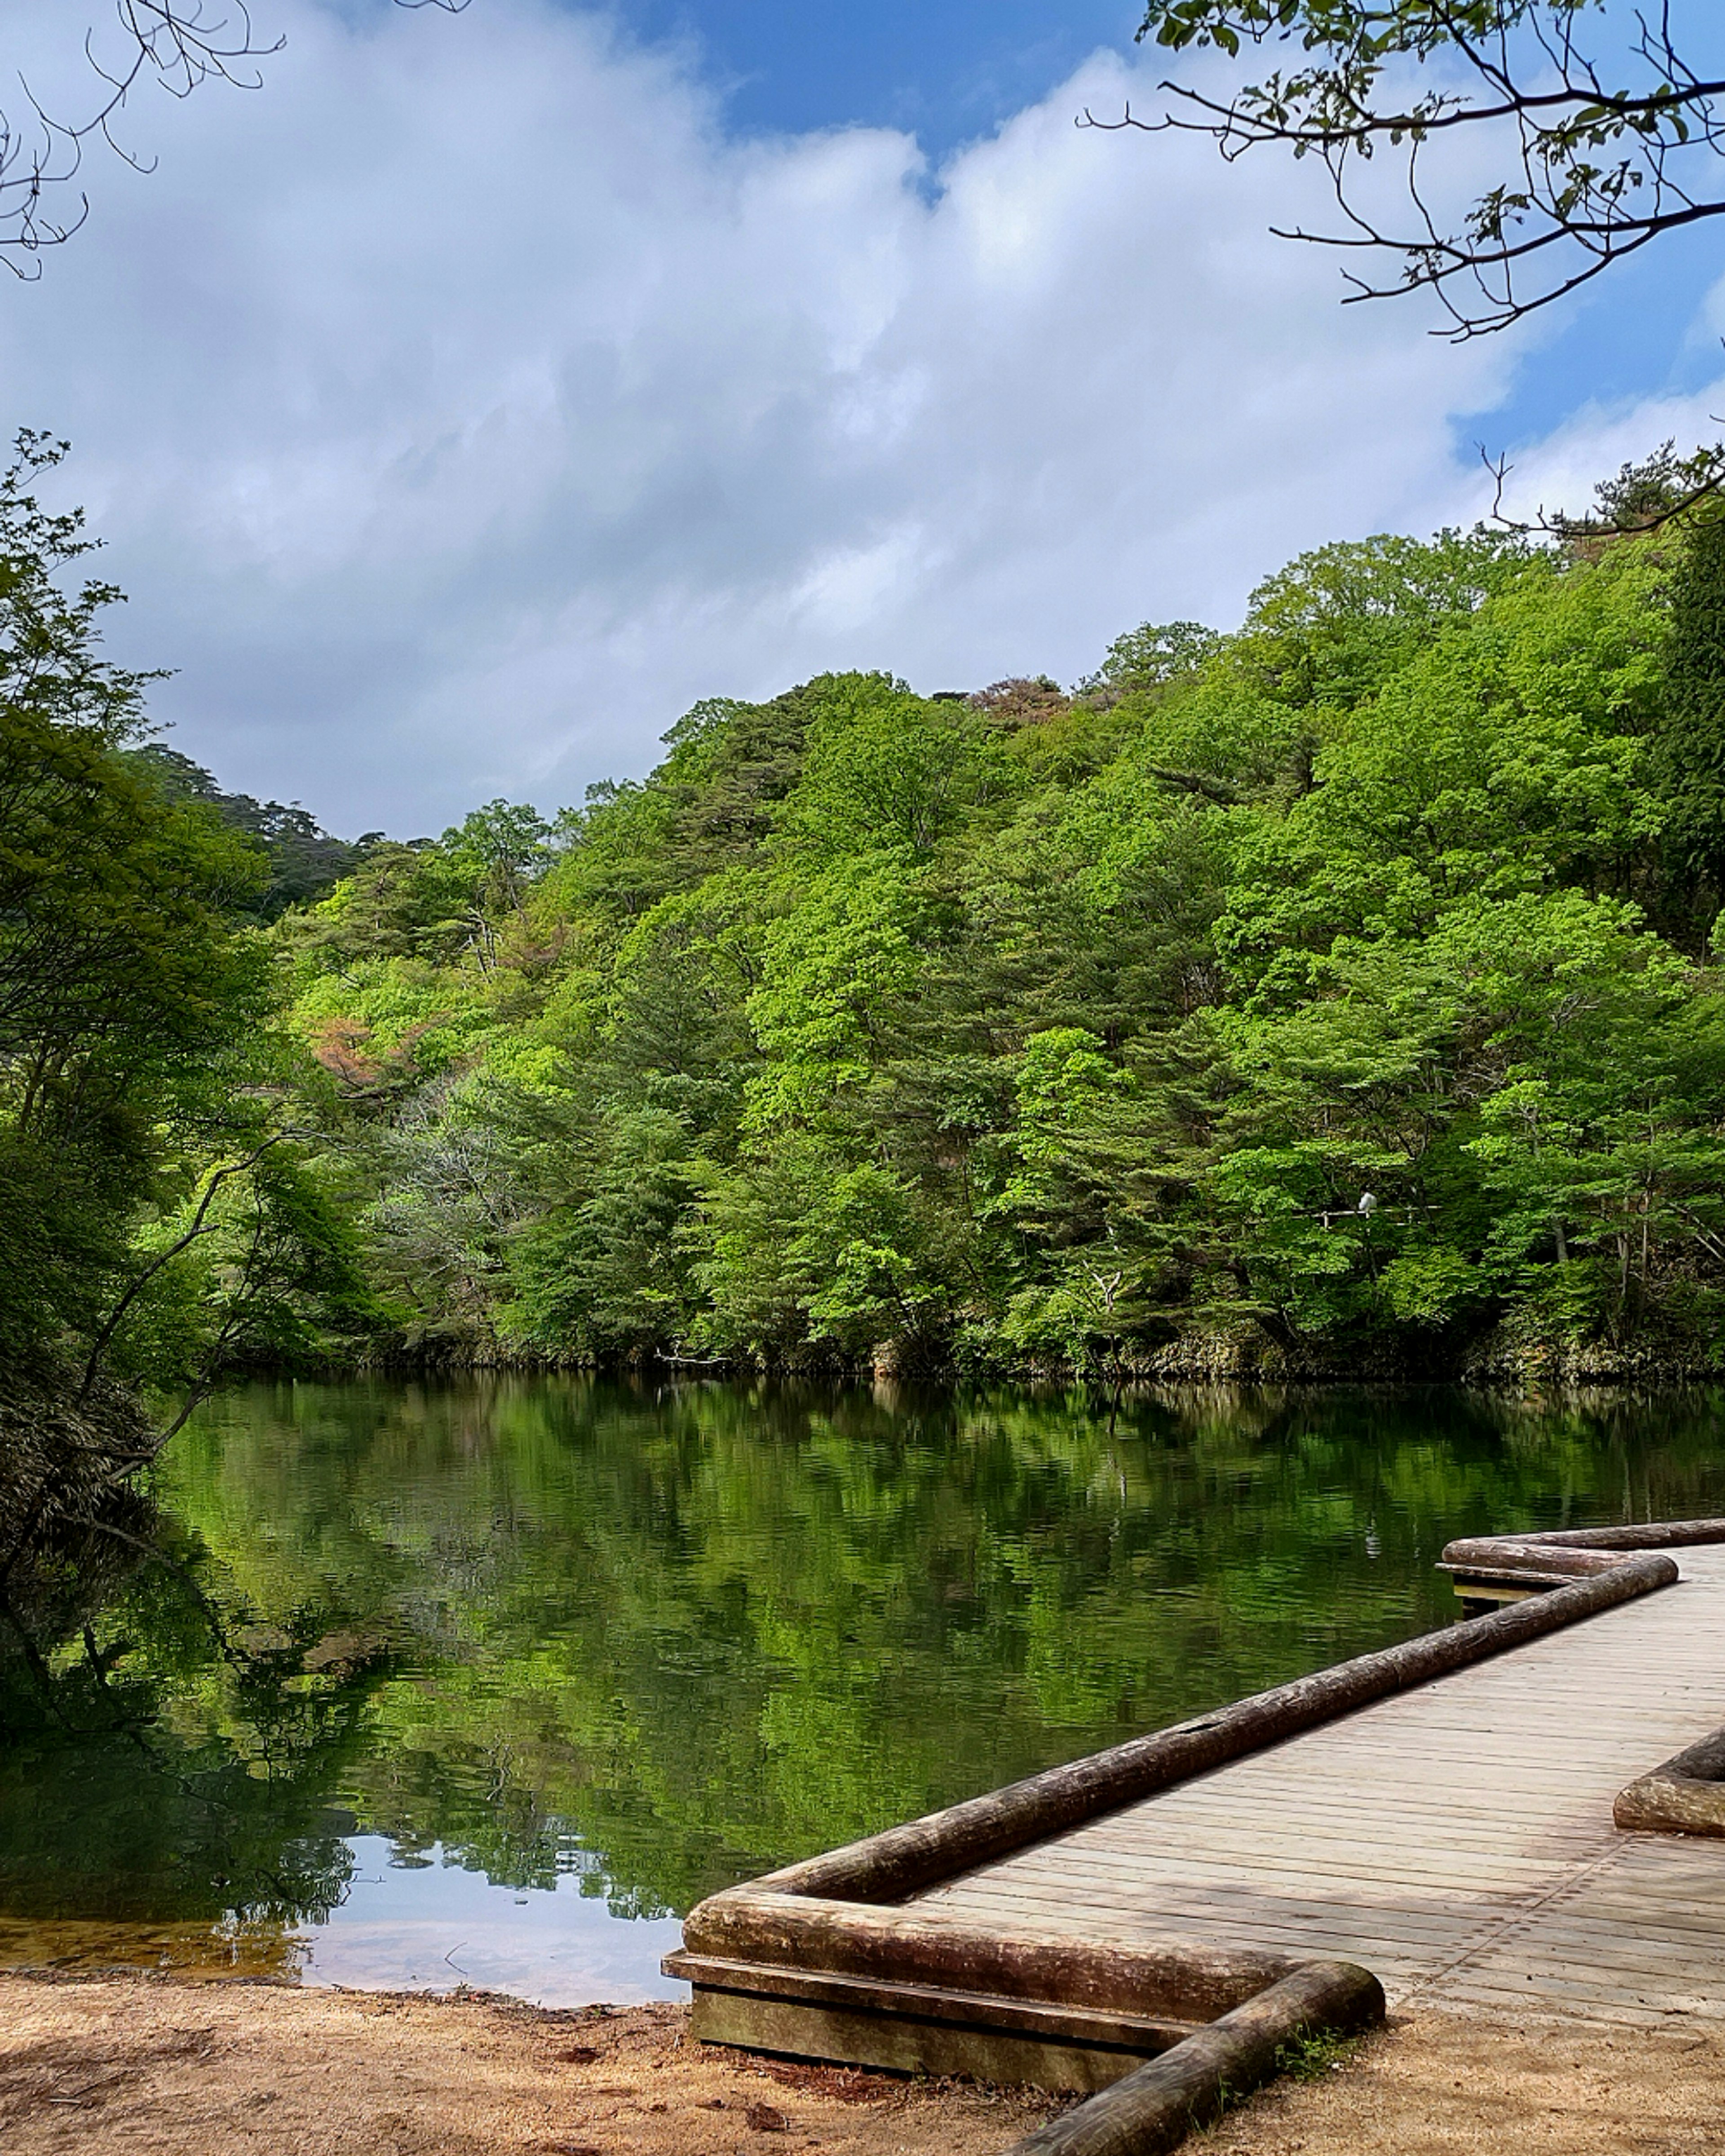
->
xmin=1097 ymin=3 xmax=1725 ymax=339
xmin=1481 ymin=432 xmax=1725 ymax=539
xmin=1 ymin=0 xmax=469 ymax=273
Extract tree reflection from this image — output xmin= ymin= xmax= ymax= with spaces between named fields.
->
xmin=7 ymin=1378 xmax=1725 ymax=1953
xmin=0 ymin=1493 xmax=389 ymax=1965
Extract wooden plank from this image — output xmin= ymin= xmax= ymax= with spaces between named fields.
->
xmin=1433 ymin=1962 xmax=1725 ymax=2011
xmin=688 ymin=1989 xmax=1153 ymax=2094
xmin=1432 ymin=1987 xmax=1715 ymax=2027
xmin=1020 ymin=1819 xmax=1612 ymax=1858
xmin=920 ymin=1904 xmax=1499 ymax=1955
xmin=981 ymin=1789 xmax=1583 ymax=1825
xmin=943 ymin=1840 xmax=1595 ymax=1881
xmin=902 ymin=1539 xmax=1725 ymax=2032
xmin=1155 ymin=1740 xmax=1694 ymax=1773
xmin=991 ymin=1832 xmax=1592 ymax=1870
xmin=933 ymin=1864 xmax=1508 ymax=1909
xmin=1457 ymin=1922 xmax=1725 ymax=1972
xmin=934 ymin=1876 xmax=1503 ymax=1922
xmin=679 ymin=1533 xmax=1725 ymax=2078
xmin=929 ymin=1903 xmax=1491 ymax=1947
xmin=962 ymin=1849 xmax=1604 ymax=1894
xmin=1043 ymin=1809 xmax=1615 ymax=1850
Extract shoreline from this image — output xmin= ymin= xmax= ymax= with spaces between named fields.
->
xmin=0 ymin=1971 xmax=1062 ymax=2153
xmin=6 ymin=1972 xmax=1725 ymax=2154
xmin=168 ymin=1353 xmax=1725 ymax=1393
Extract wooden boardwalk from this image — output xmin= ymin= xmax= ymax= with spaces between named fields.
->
xmin=914 ymin=1545 xmax=1725 ymax=2028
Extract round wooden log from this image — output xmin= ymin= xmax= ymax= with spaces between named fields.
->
xmin=1000 ymin=1960 xmax=1385 ymax=2156
xmin=1460 ymin=1521 xmax=1725 ymax=1845
xmin=1507 ymin=1519 xmax=1725 ymax=1551
xmin=1437 ymin=1538 xmax=1625 ymax=1578
xmin=682 ymin=1890 xmax=1302 ymax=2023
xmin=1615 ymin=1772 xmax=1725 ymax=1836
xmin=1614 ymin=1723 xmax=1725 ymax=1835
xmin=671 ymin=1516 xmax=1725 ymax=2135
xmin=746 ymin=1551 xmax=1677 ymax=1905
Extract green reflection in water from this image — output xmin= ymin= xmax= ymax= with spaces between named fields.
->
xmin=4 ymin=1378 xmax=1724 ymax=1975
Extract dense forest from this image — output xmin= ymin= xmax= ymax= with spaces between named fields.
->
xmin=9 ymin=431 xmax=1725 ymax=1492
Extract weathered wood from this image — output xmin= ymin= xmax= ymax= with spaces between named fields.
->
xmin=1001 ymin=1961 xmax=1385 ymax=2156
xmin=680 ymin=1890 xmax=1302 ymax=2022
xmin=666 ymin=1519 xmax=1725 ymax=2156
xmin=688 ymin=1990 xmax=1150 ymax=2094
xmin=1510 ymin=1519 xmax=1725 ymax=1549
xmin=748 ymin=1551 xmax=1675 ymax=1908
xmin=672 ymin=1954 xmax=1207 ymax=2092
xmin=930 ymin=1540 xmax=1725 ymax=2032
xmin=1438 ymin=1537 xmax=1630 ymax=1577
xmin=1452 ymin=1582 xmax=1549 ymax=1613
xmin=669 ymin=1951 xmax=1202 ymax=2052
xmin=1614 ymin=1723 xmax=1725 ymax=1835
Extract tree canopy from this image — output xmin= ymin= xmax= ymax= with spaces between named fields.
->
xmin=257 ymin=493 xmax=1725 ymax=1385
xmin=11 ymin=442 xmax=1725 ymax=1418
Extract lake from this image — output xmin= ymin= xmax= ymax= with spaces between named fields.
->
xmin=4 ymin=1376 xmax=1723 ymax=2003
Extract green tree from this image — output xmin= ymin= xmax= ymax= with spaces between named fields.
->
xmin=1654 ymin=512 xmax=1725 ymax=925
xmin=0 ymin=438 xmax=372 ymax=1496
xmin=267 ymin=494 xmax=1725 ymax=1381
xmin=126 ymin=744 xmax=380 ymax=919
xmin=0 ymin=441 xmax=267 ymax=1384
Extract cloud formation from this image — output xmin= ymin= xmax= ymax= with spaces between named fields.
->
xmin=0 ymin=1 xmax=1556 ymax=831
xmin=1491 ymin=373 xmax=1725 ymax=533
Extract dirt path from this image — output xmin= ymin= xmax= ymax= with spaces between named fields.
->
xmin=5 ymin=1974 xmax=1725 ymax=2155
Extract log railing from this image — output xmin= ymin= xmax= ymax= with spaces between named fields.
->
xmin=668 ymin=1517 xmax=1725 ymax=2155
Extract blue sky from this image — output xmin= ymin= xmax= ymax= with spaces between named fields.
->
xmin=607 ymin=0 xmax=1725 ymax=453
xmin=613 ymin=0 xmax=1137 ymax=150
xmin=1491 ymin=225 xmax=1725 ymax=459
xmin=4 ymin=0 xmax=1722 ymax=831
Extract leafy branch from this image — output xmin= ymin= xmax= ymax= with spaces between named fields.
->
xmin=75 ymin=1133 xmax=291 ymax=1407
xmin=1091 ymin=2 xmax=1725 ymax=338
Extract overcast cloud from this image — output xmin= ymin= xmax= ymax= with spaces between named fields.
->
xmin=0 ymin=0 xmax=1698 ymax=833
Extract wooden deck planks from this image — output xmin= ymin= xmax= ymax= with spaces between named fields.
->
xmin=916 ymin=1546 xmax=1725 ymax=2022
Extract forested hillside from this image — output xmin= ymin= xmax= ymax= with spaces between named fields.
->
xmin=10 ymin=437 xmax=1725 ymax=1423
xmin=265 ymin=497 xmax=1725 ymax=1382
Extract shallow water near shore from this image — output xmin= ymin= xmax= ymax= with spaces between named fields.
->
xmin=4 ymin=1376 xmax=1725 ymax=2004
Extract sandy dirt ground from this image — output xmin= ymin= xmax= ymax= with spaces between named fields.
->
xmin=0 ymin=1975 xmax=1063 ymax=2155
xmin=1207 ymin=2010 xmax=1725 ymax=2156
xmin=6 ymin=1975 xmax=1725 ymax=2156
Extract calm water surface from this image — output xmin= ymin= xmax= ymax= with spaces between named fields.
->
xmin=4 ymin=1377 xmax=1725 ymax=2001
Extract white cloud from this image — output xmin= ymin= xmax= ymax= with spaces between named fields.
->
xmin=1487 ymin=366 xmax=1725 ymax=531
xmin=0 ymin=0 xmax=1532 ymax=831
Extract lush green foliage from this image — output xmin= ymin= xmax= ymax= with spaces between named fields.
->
xmin=125 ymin=745 xmax=382 ymax=920
xmin=11 ymin=441 xmax=1725 ymax=1396
xmin=1132 ymin=2 xmax=1725 ymax=342
xmin=274 ymin=512 xmax=1725 ymax=1376
xmin=0 ymin=437 xmax=373 ymax=1422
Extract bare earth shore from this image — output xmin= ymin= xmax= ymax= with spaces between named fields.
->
xmin=5 ymin=1974 xmax=1725 ymax=2155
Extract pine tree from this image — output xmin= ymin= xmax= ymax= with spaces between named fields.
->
xmin=1657 ymin=513 xmax=1725 ymax=930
